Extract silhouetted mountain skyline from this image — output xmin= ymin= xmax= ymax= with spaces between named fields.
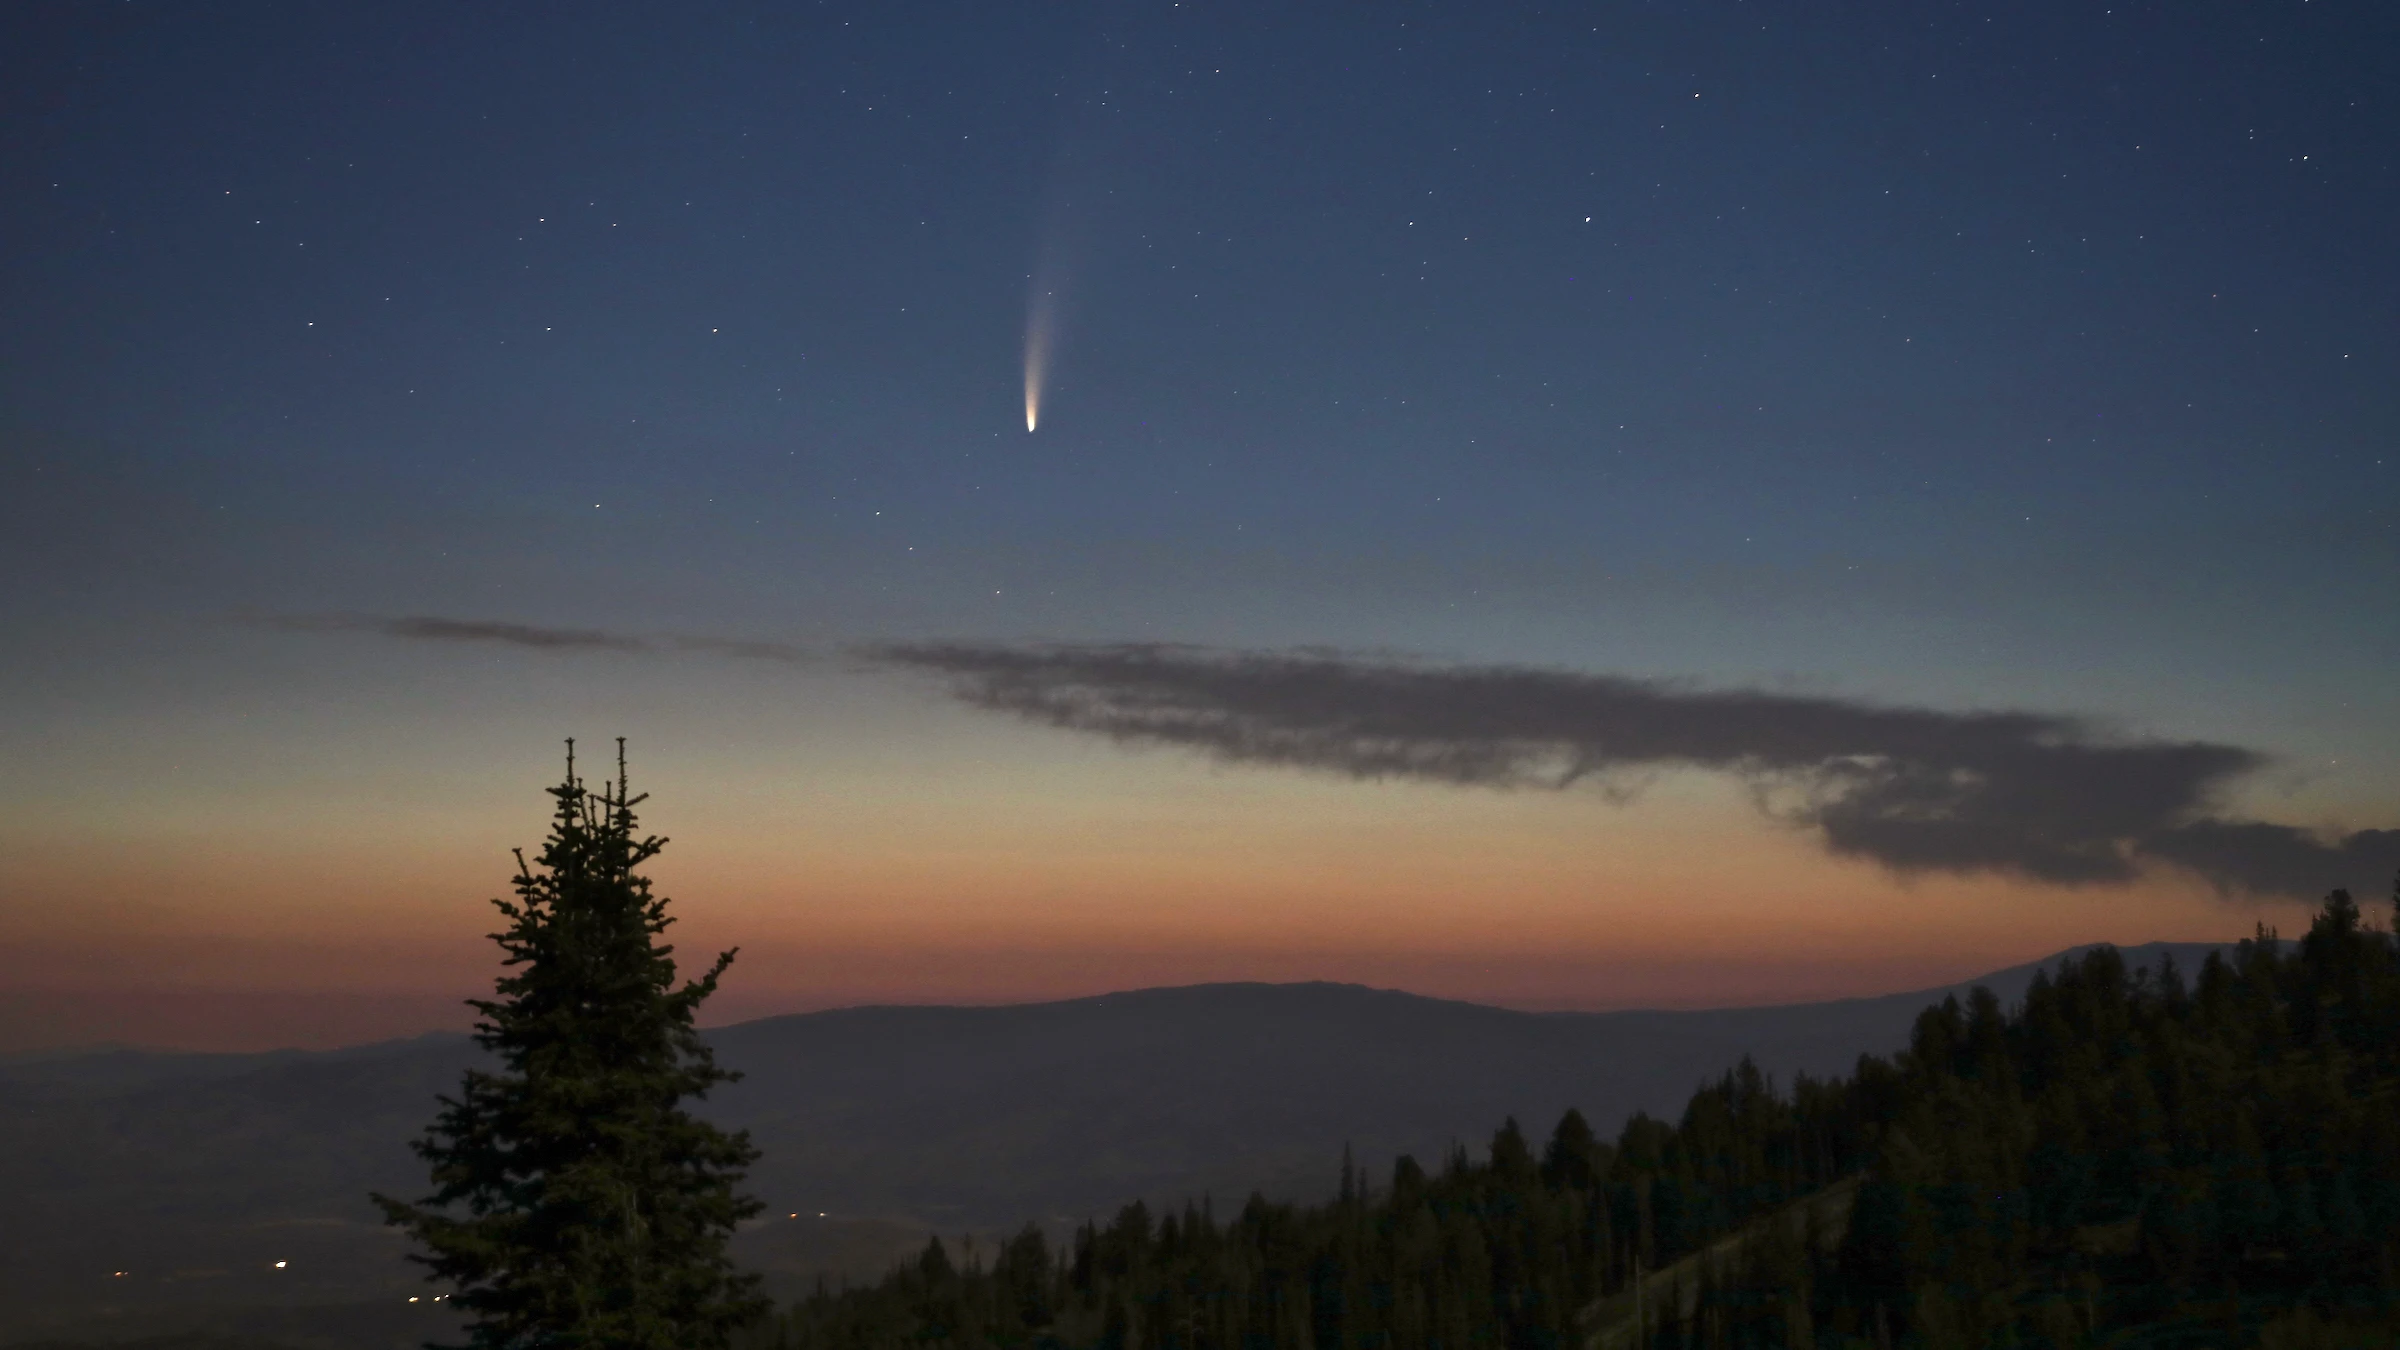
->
xmin=0 ymin=941 xmax=2241 ymax=1344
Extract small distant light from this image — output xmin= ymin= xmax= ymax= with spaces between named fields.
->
xmin=818 ymin=1212 xmax=826 ymax=1218
xmin=114 ymin=1271 xmax=128 ymax=1278
xmin=409 ymin=1297 xmax=420 ymax=1303
xmin=274 ymin=1261 xmax=288 ymax=1269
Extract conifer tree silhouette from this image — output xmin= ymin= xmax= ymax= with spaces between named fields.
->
xmin=376 ymin=740 xmax=766 ymax=1350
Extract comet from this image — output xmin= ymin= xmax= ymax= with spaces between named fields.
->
xmin=1023 ymin=284 xmax=1056 ymax=432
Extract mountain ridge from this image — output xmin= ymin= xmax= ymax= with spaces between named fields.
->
xmin=0 ymin=940 xmax=2253 ymax=1344
xmin=5 ymin=938 xmax=2235 ymax=1076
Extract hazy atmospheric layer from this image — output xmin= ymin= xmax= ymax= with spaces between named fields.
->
xmin=3 ymin=3 xmax=2395 ymax=1049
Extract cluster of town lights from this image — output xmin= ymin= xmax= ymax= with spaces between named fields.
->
xmin=111 ymin=1260 xmax=287 ymax=1278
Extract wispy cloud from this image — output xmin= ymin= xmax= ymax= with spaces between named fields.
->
xmin=257 ymin=613 xmax=812 ymax=663
xmin=264 ymin=613 xmax=652 ymax=651
xmin=667 ymin=634 xmax=813 ymax=664
xmin=871 ymin=641 xmax=2399 ymax=900
xmin=2139 ymin=820 xmax=2400 ymax=901
xmin=265 ymin=616 xmax=2393 ymax=899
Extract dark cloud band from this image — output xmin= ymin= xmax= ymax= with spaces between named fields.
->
xmin=872 ymin=641 xmax=2397 ymax=900
xmin=266 ymin=616 xmax=2392 ymax=899
xmin=263 ymin=614 xmax=651 ymax=651
xmin=258 ymin=614 xmax=809 ymax=664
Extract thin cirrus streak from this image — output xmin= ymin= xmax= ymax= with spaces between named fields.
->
xmin=248 ymin=612 xmax=814 ymax=664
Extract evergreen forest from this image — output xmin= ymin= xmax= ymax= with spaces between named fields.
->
xmin=752 ymin=884 xmax=2400 ymax=1350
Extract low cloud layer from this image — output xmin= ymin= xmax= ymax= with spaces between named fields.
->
xmin=274 ymin=616 xmax=2393 ymax=900
xmin=874 ymin=641 xmax=2398 ymax=901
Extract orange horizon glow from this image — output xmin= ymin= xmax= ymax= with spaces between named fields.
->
xmin=2 ymin=817 xmax=2308 ymax=1052
xmin=0 ymin=687 xmax=2337 ymax=1055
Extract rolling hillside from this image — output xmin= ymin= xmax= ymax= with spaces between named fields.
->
xmin=0 ymin=943 xmax=2231 ymax=1344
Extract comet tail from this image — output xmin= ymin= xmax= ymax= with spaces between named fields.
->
xmin=1023 ymin=287 xmax=1055 ymax=433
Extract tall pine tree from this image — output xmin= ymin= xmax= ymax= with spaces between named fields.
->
xmin=377 ymin=740 xmax=767 ymax=1350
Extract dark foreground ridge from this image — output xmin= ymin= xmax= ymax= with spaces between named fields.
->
xmin=761 ymin=891 xmax=2400 ymax=1349
xmin=0 ymin=943 xmax=2258 ymax=1346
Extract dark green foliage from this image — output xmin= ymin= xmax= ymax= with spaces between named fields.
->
xmin=756 ymin=885 xmax=2400 ymax=1350
xmin=378 ymin=742 xmax=767 ymax=1350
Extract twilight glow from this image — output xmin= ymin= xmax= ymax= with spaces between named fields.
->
xmin=1 ymin=2 xmax=2394 ymax=1053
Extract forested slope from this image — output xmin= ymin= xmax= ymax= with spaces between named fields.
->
xmin=759 ymin=885 xmax=2400 ymax=1350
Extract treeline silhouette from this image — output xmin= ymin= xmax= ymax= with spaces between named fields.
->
xmin=754 ymin=886 xmax=2400 ymax=1349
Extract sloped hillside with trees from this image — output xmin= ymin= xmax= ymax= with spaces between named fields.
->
xmin=755 ymin=884 xmax=2400 ymax=1349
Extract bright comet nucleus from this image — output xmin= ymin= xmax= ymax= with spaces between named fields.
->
xmin=1023 ymin=285 xmax=1055 ymax=433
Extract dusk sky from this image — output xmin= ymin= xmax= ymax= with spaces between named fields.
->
xmin=3 ymin=1 xmax=2395 ymax=1053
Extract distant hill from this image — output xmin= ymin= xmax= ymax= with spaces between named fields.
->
xmin=752 ymin=916 xmax=2396 ymax=1350
xmin=706 ymin=942 xmax=2231 ymax=1229
xmin=0 ymin=942 xmax=2238 ymax=1345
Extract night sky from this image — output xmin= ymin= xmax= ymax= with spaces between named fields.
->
xmin=4 ymin=2 xmax=2395 ymax=1052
